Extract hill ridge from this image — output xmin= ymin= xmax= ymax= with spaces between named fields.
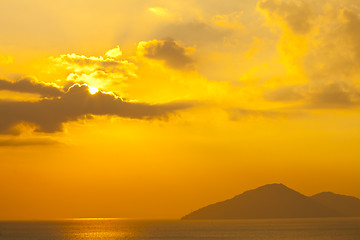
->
xmin=311 ymin=191 xmax=360 ymax=217
xmin=182 ymin=184 xmax=356 ymax=220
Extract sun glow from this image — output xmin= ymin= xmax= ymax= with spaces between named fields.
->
xmin=88 ymin=86 xmax=99 ymax=95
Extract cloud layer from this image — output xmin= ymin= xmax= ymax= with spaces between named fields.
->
xmin=138 ymin=39 xmax=195 ymax=70
xmin=258 ymin=0 xmax=314 ymax=34
xmin=0 ymin=137 xmax=59 ymax=147
xmin=2 ymin=0 xmax=360 ymax=136
xmin=0 ymin=77 xmax=63 ymax=97
xmin=0 ymin=80 xmax=189 ymax=134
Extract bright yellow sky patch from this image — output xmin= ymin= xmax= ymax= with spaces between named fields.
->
xmin=148 ymin=7 xmax=170 ymax=17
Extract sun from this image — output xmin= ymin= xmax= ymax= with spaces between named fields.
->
xmin=88 ymin=86 xmax=99 ymax=95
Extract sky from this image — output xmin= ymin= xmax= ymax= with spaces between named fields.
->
xmin=0 ymin=0 xmax=360 ymax=220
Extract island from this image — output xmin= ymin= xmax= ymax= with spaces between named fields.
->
xmin=182 ymin=183 xmax=360 ymax=220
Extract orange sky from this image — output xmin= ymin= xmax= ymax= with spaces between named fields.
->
xmin=0 ymin=0 xmax=360 ymax=220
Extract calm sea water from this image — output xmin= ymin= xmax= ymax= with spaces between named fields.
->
xmin=0 ymin=218 xmax=359 ymax=240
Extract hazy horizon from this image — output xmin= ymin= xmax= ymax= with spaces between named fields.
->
xmin=1 ymin=182 xmax=359 ymax=221
xmin=1 ymin=0 xmax=360 ymax=221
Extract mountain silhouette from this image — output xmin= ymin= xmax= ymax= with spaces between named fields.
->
xmin=311 ymin=192 xmax=360 ymax=217
xmin=182 ymin=184 xmax=343 ymax=220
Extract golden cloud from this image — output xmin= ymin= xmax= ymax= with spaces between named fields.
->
xmin=212 ymin=12 xmax=244 ymax=29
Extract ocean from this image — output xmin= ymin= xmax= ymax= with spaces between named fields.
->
xmin=0 ymin=218 xmax=359 ymax=240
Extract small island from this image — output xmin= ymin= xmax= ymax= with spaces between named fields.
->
xmin=182 ymin=184 xmax=360 ymax=220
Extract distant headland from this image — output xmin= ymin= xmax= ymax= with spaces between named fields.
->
xmin=182 ymin=184 xmax=360 ymax=220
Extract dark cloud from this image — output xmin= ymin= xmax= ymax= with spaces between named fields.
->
xmin=264 ymin=83 xmax=360 ymax=109
xmin=307 ymin=83 xmax=359 ymax=109
xmin=258 ymin=0 xmax=314 ymax=34
xmin=140 ymin=39 xmax=195 ymax=70
xmin=341 ymin=9 xmax=360 ymax=66
xmin=0 ymin=84 xmax=190 ymax=134
xmin=229 ymin=107 xmax=292 ymax=120
xmin=0 ymin=138 xmax=60 ymax=147
xmin=264 ymin=85 xmax=304 ymax=102
xmin=0 ymin=77 xmax=63 ymax=97
xmin=303 ymin=8 xmax=360 ymax=78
